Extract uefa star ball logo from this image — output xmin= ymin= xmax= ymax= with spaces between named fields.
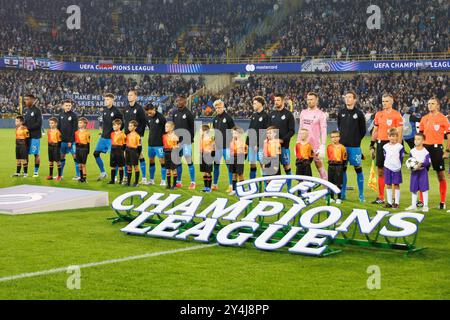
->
xmin=111 ymin=176 xmax=425 ymax=257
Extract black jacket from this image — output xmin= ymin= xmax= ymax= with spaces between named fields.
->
xmin=101 ymin=106 xmax=123 ymax=139
xmin=213 ymin=112 xmax=235 ymax=149
xmin=247 ymin=110 xmax=270 ymax=148
xmin=23 ymin=105 xmax=42 ymax=139
xmin=58 ymin=110 xmax=78 ymax=143
xmin=269 ymin=108 xmax=295 ymax=148
xmin=337 ymin=106 xmax=367 ymax=147
xmin=124 ymin=103 xmax=147 ymax=137
xmin=173 ymin=107 xmax=195 ymax=144
xmin=147 ymin=111 xmax=167 ymax=147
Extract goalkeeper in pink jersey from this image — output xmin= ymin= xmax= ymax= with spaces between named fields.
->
xmin=297 ymin=92 xmax=328 ymax=180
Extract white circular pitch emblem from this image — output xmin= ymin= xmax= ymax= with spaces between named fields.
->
xmin=0 ymin=193 xmax=46 ymax=205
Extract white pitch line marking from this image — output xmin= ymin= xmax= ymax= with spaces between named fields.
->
xmin=0 ymin=243 xmax=217 ymax=283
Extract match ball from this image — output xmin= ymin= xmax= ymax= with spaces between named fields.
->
xmin=406 ymin=157 xmax=421 ymax=171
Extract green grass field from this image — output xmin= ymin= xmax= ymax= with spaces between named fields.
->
xmin=0 ymin=128 xmax=449 ymax=300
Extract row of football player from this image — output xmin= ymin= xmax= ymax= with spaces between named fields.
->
xmin=15 ymin=112 xmax=435 ymax=211
xmin=12 ymin=92 xmax=450 ymax=212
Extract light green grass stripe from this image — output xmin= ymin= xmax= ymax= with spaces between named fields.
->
xmin=0 ymin=243 xmax=217 ymax=283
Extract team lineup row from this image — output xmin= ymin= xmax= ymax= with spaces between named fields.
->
xmin=13 ymin=91 xmax=450 ymax=210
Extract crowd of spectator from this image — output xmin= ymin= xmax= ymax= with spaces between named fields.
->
xmin=193 ymin=74 xmax=449 ymax=119
xmin=1 ymin=70 xmax=447 ymax=121
xmin=0 ymin=70 xmax=203 ymax=117
xmin=1 ymin=0 xmax=447 ymax=62
xmin=0 ymin=0 xmax=274 ymax=62
xmin=247 ymin=0 xmax=449 ymax=59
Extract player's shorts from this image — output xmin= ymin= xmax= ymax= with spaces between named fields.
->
xmin=28 ymin=138 xmax=40 ymax=155
xmin=248 ymin=146 xmax=263 ymax=164
xmin=95 ymin=138 xmax=111 ymax=154
xmin=16 ymin=141 xmax=28 ymax=160
xmin=281 ymin=148 xmax=290 ymax=166
xmin=230 ymin=156 xmax=245 ymax=175
xmin=376 ymin=140 xmax=389 ymax=168
xmin=125 ymin=147 xmax=139 ymax=166
xmin=164 ymin=150 xmax=176 ymax=170
xmin=296 ymin=159 xmax=312 ymax=176
xmin=110 ymin=146 xmax=125 ymax=167
xmin=75 ymin=145 xmax=89 ymax=164
xmin=214 ymin=148 xmax=230 ymax=165
xmin=48 ymin=144 xmax=61 ymax=162
xmin=346 ymin=147 xmax=363 ymax=167
xmin=200 ymin=151 xmax=214 ymax=173
xmin=384 ymin=167 xmax=402 ymax=185
xmin=148 ymin=146 xmax=164 ymax=159
xmin=60 ymin=142 xmax=76 ymax=155
xmin=328 ymin=163 xmax=345 ymax=187
xmin=424 ymin=144 xmax=445 ymax=172
xmin=179 ymin=144 xmax=193 ymax=158
xmin=410 ymin=169 xmax=429 ymax=193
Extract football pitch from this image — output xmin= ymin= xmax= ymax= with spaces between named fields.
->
xmin=0 ymin=128 xmax=449 ymax=300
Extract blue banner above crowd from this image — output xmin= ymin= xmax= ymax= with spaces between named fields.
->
xmin=1 ymin=56 xmax=449 ymax=74
xmin=64 ymin=93 xmax=168 ymax=108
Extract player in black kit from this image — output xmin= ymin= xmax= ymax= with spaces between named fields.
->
xmin=247 ymin=96 xmax=270 ymax=180
xmin=123 ymin=90 xmax=148 ymax=184
xmin=172 ymin=95 xmax=196 ymax=189
xmin=268 ymin=93 xmax=295 ymax=189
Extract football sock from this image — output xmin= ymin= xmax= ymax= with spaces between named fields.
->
xmin=341 ymin=169 xmax=348 ymax=199
xmin=423 ymin=191 xmax=429 ymax=207
xmin=356 ymin=171 xmax=364 ymax=199
xmin=378 ymin=176 xmax=385 ymax=200
xmin=149 ymin=163 xmax=156 ymax=180
xmin=227 ymin=166 xmax=233 ymax=185
xmin=167 ymin=172 xmax=172 ymax=188
xmin=172 ymin=174 xmax=178 ymax=187
xmin=213 ymin=164 xmax=220 ymax=185
xmin=285 ymin=169 xmax=292 ymax=189
xmin=119 ymin=169 xmax=124 ymax=183
xmin=188 ymin=164 xmax=195 ymax=183
xmin=110 ymin=169 xmax=116 ymax=183
xmin=394 ymin=189 xmax=401 ymax=205
xmin=386 ymin=188 xmax=393 ymax=205
xmin=176 ymin=165 xmax=182 ymax=183
xmin=95 ymin=156 xmax=105 ymax=174
xmin=439 ymin=180 xmax=447 ymax=203
xmin=60 ymin=159 xmax=66 ymax=175
xmin=250 ymin=167 xmax=257 ymax=180
xmin=139 ymin=159 xmax=146 ymax=179
xmin=134 ymin=171 xmax=140 ymax=185
xmin=74 ymin=159 xmax=80 ymax=177
xmin=411 ymin=192 xmax=418 ymax=207
xmin=161 ymin=164 xmax=167 ymax=181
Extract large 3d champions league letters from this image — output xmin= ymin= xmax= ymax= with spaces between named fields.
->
xmin=111 ymin=176 xmax=425 ymax=257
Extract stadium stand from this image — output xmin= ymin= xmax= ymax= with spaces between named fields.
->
xmin=0 ymin=70 xmax=203 ymax=117
xmin=1 ymin=71 xmax=447 ymax=120
xmin=251 ymin=0 xmax=449 ymax=59
xmin=0 ymin=0 xmax=274 ymax=62
xmin=0 ymin=0 xmax=447 ymax=62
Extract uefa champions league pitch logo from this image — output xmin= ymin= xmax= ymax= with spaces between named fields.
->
xmin=112 ymin=176 xmax=425 ymax=257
